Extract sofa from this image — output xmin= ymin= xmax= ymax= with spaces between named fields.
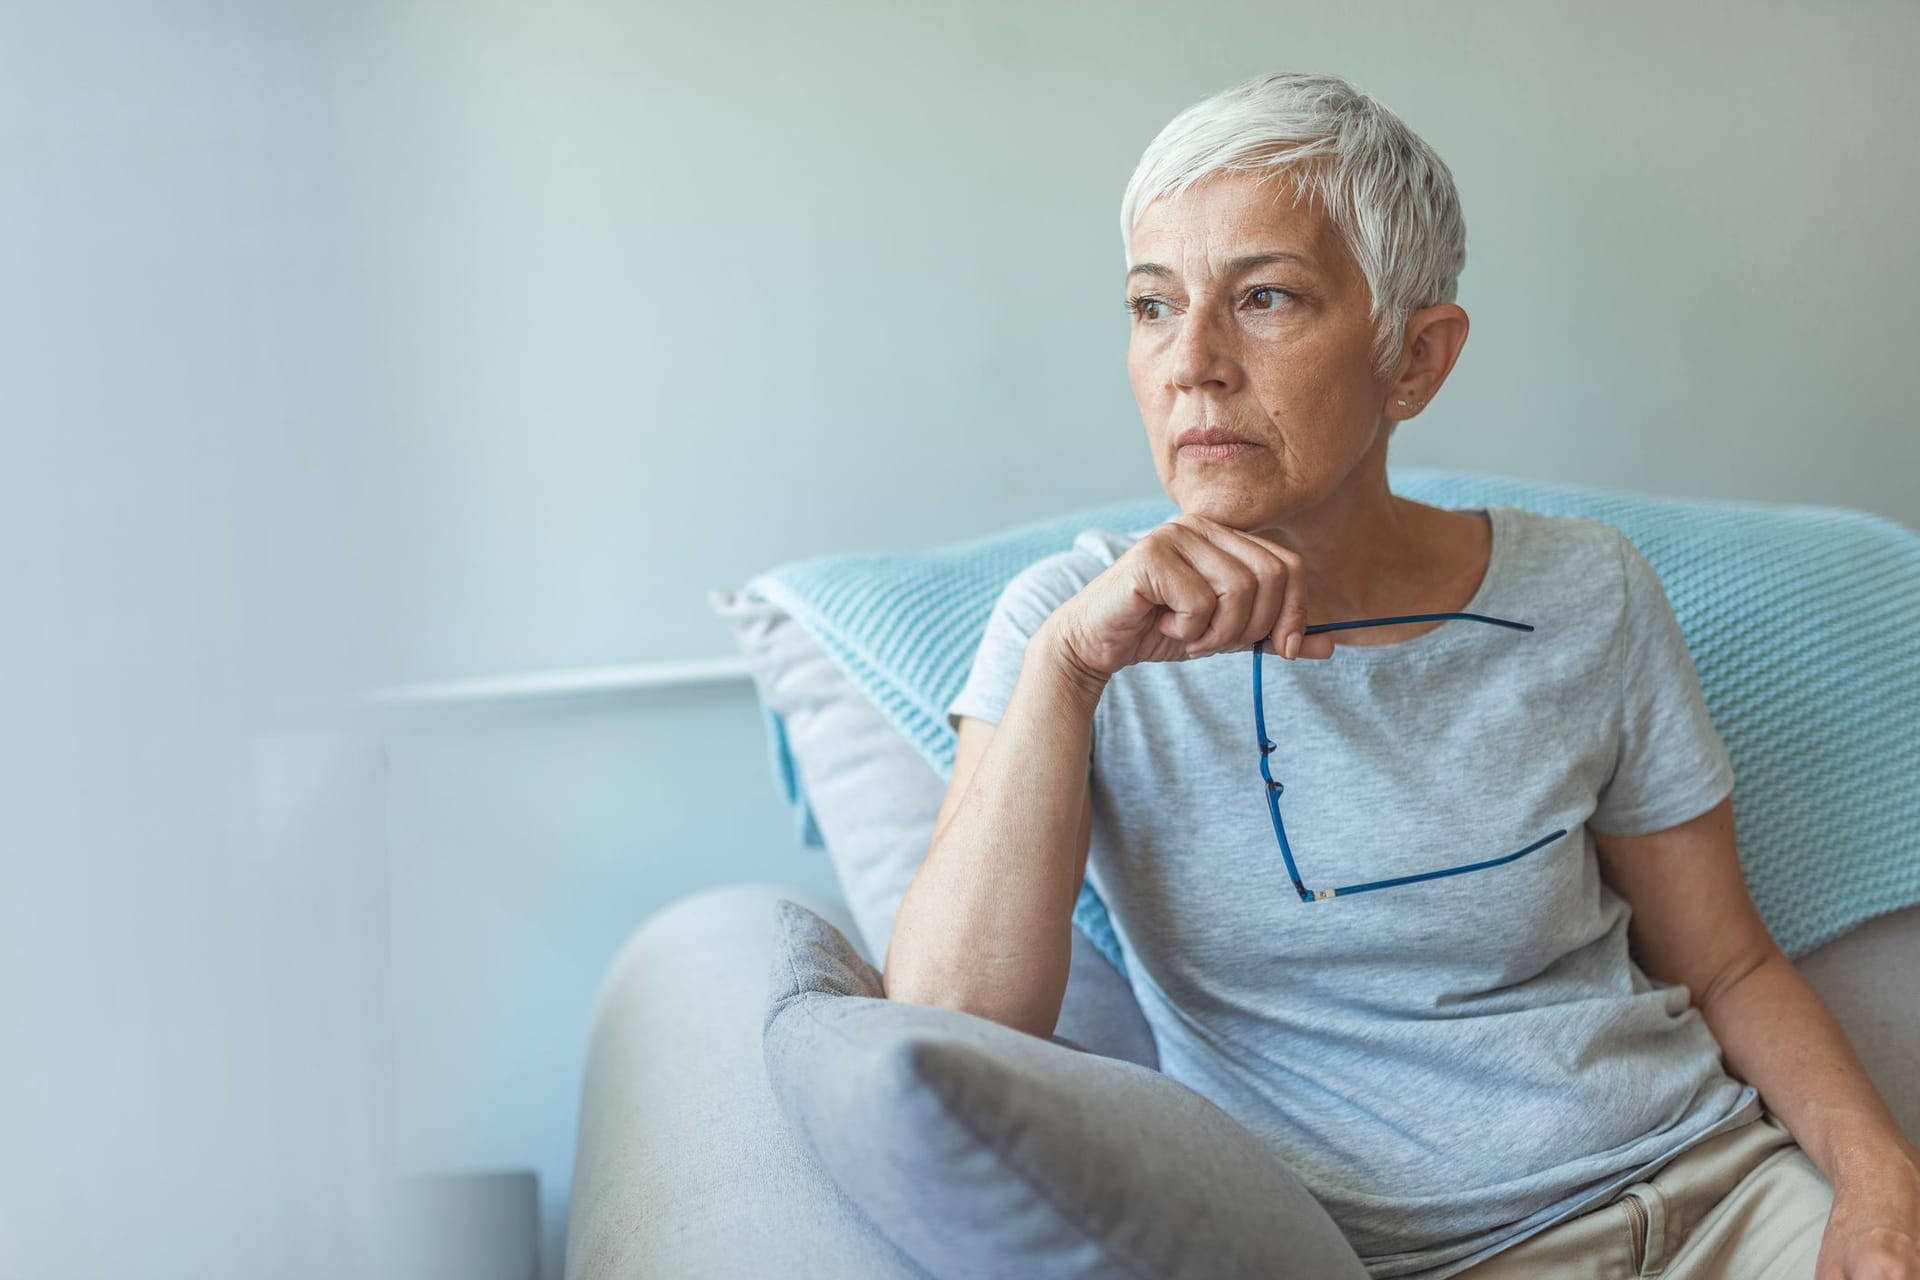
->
xmin=564 ymin=472 xmax=1920 ymax=1279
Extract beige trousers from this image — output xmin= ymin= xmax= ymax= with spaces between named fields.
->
xmin=1454 ymin=1111 xmax=1834 ymax=1279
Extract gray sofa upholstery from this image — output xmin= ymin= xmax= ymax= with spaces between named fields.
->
xmin=564 ymin=881 xmax=1919 ymax=1279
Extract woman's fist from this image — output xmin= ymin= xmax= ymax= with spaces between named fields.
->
xmin=1044 ymin=513 xmax=1338 ymax=682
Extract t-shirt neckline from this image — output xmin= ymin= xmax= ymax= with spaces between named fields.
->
xmin=1301 ymin=504 xmax=1512 ymax=665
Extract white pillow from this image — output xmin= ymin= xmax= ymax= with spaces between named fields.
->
xmin=708 ymin=588 xmax=943 ymax=963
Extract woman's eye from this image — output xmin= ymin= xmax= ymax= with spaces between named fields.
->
xmin=1125 ymin=289 xmax=1290 ymax=323
xmin=1125 ymin=294 xmax=1168 ymax=322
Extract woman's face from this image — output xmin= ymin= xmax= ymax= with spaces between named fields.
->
xmin=1125 ymin=168 xmax=1408 ymax=528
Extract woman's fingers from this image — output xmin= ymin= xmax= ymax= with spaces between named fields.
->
xmin=1225 ymin=527 xmax=1312 ymax=659
xmin=1138 ymin=554 xmax=1220 ymax=655
xmin=1293 ymin=630 xmax=1337 ymax=660
xmin=1167 ymin=516 xmax=1316 ymax=660
xmin=1061 ymin=511 xmax=1336 ymax=675
xmin=1162 ymin=519 xmax=1258 ymax=654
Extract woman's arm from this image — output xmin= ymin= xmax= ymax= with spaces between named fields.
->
xmin=1593 ymin=795 xmax=1920 ymax=1271
xmin=882 ymin=615 xmax=1105 ymax=1039
xmin=885 ymin=513 xmax=1317 ymax=1039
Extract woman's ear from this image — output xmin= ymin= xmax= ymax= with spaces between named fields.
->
xmin=1391 ymin=303 xmax=1470 ymax=412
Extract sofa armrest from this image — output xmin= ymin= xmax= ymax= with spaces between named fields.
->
xmin=564 ymin=883 xmax=930 ymax=1280
xmin=1794 ymin=903 xmax=1920 ymax=1148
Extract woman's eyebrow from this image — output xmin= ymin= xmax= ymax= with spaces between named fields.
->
xmin=1125 ymin=251 xmax=1318 ymax=284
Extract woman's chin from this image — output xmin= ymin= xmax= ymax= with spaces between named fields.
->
xmin=1170 ymin=487 xmax=1284 ymax=531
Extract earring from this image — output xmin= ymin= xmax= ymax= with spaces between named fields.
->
xmin=1396 ymin=396 xmax=1425 ymax=409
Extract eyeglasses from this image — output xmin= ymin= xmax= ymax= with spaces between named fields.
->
xmin=1253 ymin=611 xmax=1569 ymax=903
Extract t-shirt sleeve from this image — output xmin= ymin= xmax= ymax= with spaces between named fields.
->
xmin=1588 ymin=530 xmax=1736 ymax=837
xmin=946 ymin=547 xmax=1105 ymax=731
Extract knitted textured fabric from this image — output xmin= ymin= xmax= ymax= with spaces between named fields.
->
xmin=745 ymin=466 xmax=1920 ymax=972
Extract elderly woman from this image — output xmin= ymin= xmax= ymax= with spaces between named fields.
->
xmin=885 ymin=73 xmax=1919 ymax=1279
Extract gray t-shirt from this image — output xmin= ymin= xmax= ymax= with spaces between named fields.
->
xmin=946 ymin=503 xmax=1761 ymax=1280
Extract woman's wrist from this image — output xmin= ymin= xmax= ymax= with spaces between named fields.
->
xmin=1032 ymin=615 xmax=1112 ymax=707
xmin=1821 ymin=1112 xmax=1920 ymax=1199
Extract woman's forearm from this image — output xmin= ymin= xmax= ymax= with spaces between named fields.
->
xmin=883 ymin=619 xmax=1106 ymax=1039
xmin=1699 ymin=950 xmax=1920 ymax=1195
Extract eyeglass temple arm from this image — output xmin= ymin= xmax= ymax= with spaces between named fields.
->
xmin=1254 ymin=737 xmax=1313 ymax=900
xmin=1316 ymin=830 xmax=1570 ymax=900
xmin=1297 ymin=611 xmax=1535 ymax=637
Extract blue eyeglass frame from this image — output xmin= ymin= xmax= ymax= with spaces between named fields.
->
xmin=1253 ymin=611 xmax=1569 ymax=903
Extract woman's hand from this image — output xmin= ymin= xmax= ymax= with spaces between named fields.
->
xmin=1815 ymin=1177 xmax=1920 ymax=1280
xmin=1046 ymin=511 xmax=1337 ymax=681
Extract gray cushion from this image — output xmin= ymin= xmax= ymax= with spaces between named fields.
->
xmin=761 ymin=898 xmax=1369 ymax=1280
xmin=711 ymin=587 xmax=1157 ymax=1071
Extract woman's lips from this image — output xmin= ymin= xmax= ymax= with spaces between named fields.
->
xmin=1178 ymin=440 xmax=1260 ymax=461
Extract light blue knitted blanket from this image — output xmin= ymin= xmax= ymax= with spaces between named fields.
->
xmin=746 ymin=466 xmax=1920 ymax=972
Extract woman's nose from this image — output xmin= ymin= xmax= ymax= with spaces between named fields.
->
xmin=1166 ymin=304 xmax=1239 ymax=391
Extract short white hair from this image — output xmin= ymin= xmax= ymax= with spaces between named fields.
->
xmin=1121 ymin=72 xmax=1466 ymax=383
